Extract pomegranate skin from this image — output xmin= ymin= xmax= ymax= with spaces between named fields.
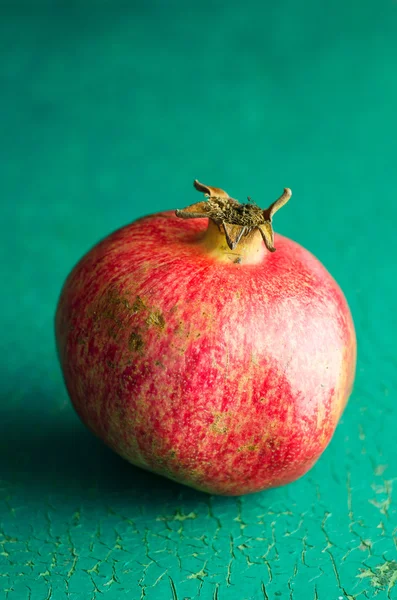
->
xmin=56 ymin=211 xmax=356 ymax=495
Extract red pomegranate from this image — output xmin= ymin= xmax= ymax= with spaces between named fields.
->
xmin=56 ymin=180 xmax=356 ymax=495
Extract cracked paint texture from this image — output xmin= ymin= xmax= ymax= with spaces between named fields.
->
xmin=1 ymin=2 xmax=397 ymax=599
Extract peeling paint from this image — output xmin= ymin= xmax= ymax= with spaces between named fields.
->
xmin=358 ymin=560 xmax=397 ymax=593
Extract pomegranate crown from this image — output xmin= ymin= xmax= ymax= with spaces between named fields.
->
xmin=176 ymin=180 xmax=291 ymax=252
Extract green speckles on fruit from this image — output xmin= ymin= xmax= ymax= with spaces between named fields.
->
xmin=128 ymin=330 xmax=144 ymax=353
xmin=146 ymin=310 xmax=166 ymax=330
xmin=237 ymin=443 xmax=258 ymax=452
xmin=132 ymin=295 xmax=146 ymax=313
xmin=210 ymin=412 xmax=229 ymax=435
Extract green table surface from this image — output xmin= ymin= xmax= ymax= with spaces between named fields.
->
xmin=1 ymin=2 xmax=397 ymax=599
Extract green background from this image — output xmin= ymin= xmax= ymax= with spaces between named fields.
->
xmin=1 ymin=1 xmax=396 ymax=598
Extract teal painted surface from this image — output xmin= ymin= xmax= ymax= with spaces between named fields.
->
xmin=1 ymin=1 xmax=396 ymax=598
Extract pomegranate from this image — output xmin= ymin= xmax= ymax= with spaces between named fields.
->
xmin=56 ymin=180 xmax=356 ymax=495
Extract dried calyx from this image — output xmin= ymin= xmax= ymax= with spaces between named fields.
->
xmin=176 ymin=180 xmax=292 ymax=252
